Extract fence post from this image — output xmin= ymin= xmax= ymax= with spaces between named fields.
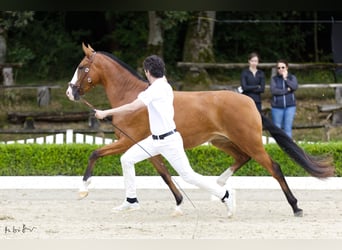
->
xmin=55 ymin=133 xmax=64 ymax=144
xmin=26 ymin=138 xmax=34 ymax=144
xmin=2 ymin=67 xmax=14 ymax=85
xmin=95 ymin=136 xmax=103 ymax=145
xmin=85 ymin=135 xmax=94 ymax=144
xmin=76 ymin=133 xmax=84 ymax=144
xmin=45 ymin=135 xmax=54 ymax=144
xmin=37 ymin=87 xmax=51 ymax=106
xmin=66 ymin=129 xmax=74 ymax=144
xmin=270 ymin=67 xmax=277 ymax=82
xmin=36 ymin=137 xmax=44 ymax=144
xmin=335 ymin=87 xmax=342 ymax=104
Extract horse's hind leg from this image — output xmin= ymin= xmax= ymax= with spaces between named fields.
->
xmin=229 ymin=129 xmax=303 ymax=216
xmin=271 ymin=161 xmax=302 ymax=216
xmin=253 ymin=152 xmax=303 ymax=216
xmin=149 ymin=155 xmax=183 ymax=208
xmin=211 ymin=138 xmax=251 ymax=186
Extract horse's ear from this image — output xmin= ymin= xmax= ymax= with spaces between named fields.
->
xmin=82 ymin=42 xmax=95 ymax=58
xmin=88 ymin=44 xmax=95 ymax=52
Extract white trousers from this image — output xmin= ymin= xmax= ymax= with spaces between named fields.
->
xmin=120 ymin=132 xmax=226 ymax=200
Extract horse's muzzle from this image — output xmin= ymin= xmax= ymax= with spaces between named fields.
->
xmin=66 ymin=83 xmax=81 ymax=101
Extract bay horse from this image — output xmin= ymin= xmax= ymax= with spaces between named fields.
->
xmin=66 ymin=43 xmax=334 ymax=217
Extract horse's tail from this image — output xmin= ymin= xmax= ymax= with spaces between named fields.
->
xmin=261 ymin=114 xmax=335 ymax=178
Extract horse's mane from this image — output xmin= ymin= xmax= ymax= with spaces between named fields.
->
xmin=98 ymin=51 xmax=148 ymax=83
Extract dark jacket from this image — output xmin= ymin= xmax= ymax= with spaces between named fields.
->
xmin=270 ymin=73 xmax=298 ymax=108
xmin=240 ymin=68 xmax=265 ymax=103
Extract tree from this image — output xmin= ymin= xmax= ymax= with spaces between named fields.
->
xmin=0 ymin=11 xmax=34 ymax=64
xmin=182 ymin=11 xmax=216 ymax=86
xmin=147 ymin=11 xmax=163 ymax=56
xmin=147 ymin=11 xmax=190 ymax=57
xmin=183 ymin=11 xmax=216 ymax=62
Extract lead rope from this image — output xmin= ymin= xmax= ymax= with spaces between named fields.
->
xmin=80 ymin=97 xmax=199 ymax=239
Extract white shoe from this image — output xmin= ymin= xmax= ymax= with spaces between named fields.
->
xmin=112 ymin=201 xmax=141 ymax=213
xmin=222 ymin=189 xmax=236 ymax=218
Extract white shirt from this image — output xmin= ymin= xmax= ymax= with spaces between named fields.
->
xmin=137 ymin=77 xmax=176 ymax=135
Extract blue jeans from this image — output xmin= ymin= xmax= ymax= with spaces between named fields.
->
xmin=271 ymin=106 xmax=296 ymax=138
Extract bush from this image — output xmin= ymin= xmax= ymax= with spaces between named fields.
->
xmin=0 ymin=142 xmax=341 ymax=177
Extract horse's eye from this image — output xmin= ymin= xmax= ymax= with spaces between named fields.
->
xmin=78 ymin=66 xmax=84 ymax=70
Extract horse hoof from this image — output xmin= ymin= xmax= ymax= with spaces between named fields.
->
xmin=171 ymin=206 xmax=183 ymax=217
xmin=294 ymin=209 xmax=303 ymax=217
xmin=78 ymin=191 xmax=89 ymax=200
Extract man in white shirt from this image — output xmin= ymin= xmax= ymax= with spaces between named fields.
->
xmin=95 ymin=55 xmax=234 ymax=217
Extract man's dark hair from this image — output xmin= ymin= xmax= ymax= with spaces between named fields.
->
xmin=143 ymin=55 xmax=165 ymax=78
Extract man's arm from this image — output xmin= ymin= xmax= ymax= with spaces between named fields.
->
xmin=95 ymin=98 xmax=145 ymax=120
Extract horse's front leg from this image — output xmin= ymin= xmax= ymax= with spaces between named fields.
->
xmin=149 ymin=155 xmax=183 ymax=216
xmin=79 ymin=140 xmax=131 ymax=199
xmin=79 ymin=150 xmax=99 ymax=199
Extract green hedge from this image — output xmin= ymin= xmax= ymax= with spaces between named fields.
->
xmin=0 ymin=142 xmax=341 ymax=176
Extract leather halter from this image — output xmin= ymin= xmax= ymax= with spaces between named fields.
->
xmin=69 ymin=51 xmax=96 ymax=95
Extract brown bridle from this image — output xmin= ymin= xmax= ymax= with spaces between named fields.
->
xmin=69 ymin=51 xmax=96 ymax=97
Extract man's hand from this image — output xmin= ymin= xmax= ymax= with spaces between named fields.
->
xmin=94 ymin=109 xmax=108 ymax=120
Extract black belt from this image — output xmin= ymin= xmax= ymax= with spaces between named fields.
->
xmin=152 ymin=129 xmax=177 ymax=140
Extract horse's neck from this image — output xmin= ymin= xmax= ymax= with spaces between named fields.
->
xmin=101 ymin=61 xmax=147 ymax=108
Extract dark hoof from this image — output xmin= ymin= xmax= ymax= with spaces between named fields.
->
xmin=176 ymin=196 xmax=183 ymax=206
xmin=294 ymin=209 xmax=303 ymax=217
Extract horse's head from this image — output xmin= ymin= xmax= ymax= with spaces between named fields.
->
xmin=66 ymin=43 xmax=100 ymax=101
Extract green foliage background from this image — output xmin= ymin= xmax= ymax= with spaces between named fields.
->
xmin=0 ymin=142 xmax=341 ymax=177
xmin=5 ymin=11 xmax=341 ymax=83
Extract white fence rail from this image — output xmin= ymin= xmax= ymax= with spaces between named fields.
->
xmin=1 ymin=129 xmax=277 ymax=145
xmin=1 ymin=129 xmax=114 ymax=145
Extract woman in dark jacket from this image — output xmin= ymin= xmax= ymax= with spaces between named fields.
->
xmin=270 ymin=59 xmax=298 ymax=138
xmin=240 ymin=52 xmax=265 ymax=112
